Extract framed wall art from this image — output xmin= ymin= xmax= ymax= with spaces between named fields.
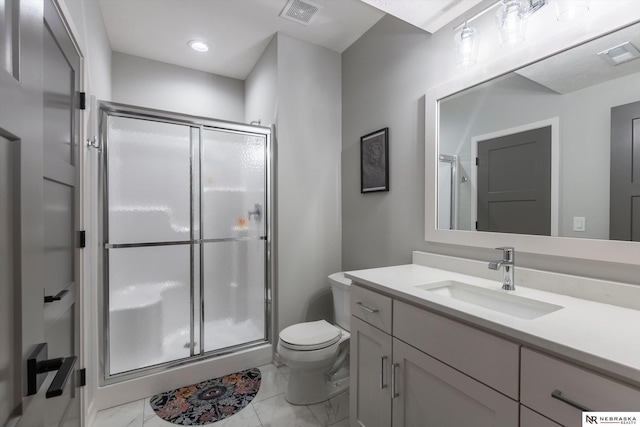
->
xmin=361 ymin=127 xmax=389 ymax=193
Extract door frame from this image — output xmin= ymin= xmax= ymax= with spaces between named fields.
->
xmin=49 ymin=1 xmax=87 ymax=425
xmin=470 ymin=118 xmax=560 ymax=236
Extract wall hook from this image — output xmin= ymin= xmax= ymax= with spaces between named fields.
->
xmin=87 ymin=137 xmax=100 ymax=149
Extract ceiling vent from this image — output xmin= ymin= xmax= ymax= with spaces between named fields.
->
xmin=598 ymin=41 xmax=640 ymax=66
xmin=279 ymin=0 xmax=322 ymax=26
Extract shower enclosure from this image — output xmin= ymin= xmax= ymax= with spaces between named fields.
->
xmin=438 ymin=154 xmax=458 ymax=230
xmin=99 ymin=103 xmax=272 ymax=381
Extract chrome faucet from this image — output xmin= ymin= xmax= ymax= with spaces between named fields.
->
xmin=488 ymin=247 xmax=515 ymax=291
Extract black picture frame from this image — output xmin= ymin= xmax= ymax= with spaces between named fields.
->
xmin=361 ymin=127 xmax=389 ymax=193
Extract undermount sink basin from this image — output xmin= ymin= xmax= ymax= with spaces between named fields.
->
xmin=416 ymin=280 xmax=563 ymax=320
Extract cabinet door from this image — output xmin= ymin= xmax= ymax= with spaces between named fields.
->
xmin=350 ymin=316 xmax=392 ymax=427
xmin=392 ymin=338 xmax=518 ymax=427
xmin=520 ymin=405 xmax=562 ymax=427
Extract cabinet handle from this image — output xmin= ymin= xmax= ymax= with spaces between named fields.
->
xmin=391 ymin=362 xmax=400 ymax=399
xmin=551 ymin=389 xmax=591 ymax=412
xmin=356 ymin=302 xmax=379 ymax=314
xmin=380 ymin=356 xmax=388 ymax=389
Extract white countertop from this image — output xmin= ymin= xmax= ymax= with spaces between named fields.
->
xmin=345 ymin=263 xmax=640 ymax=387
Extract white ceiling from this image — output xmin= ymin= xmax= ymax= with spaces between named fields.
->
xmin=97 ymin=0 xmax=479 ymax=81
xmin=98 ymin=0 xmax=386 ymax=80
xmin=359 ymin=0 xmax=484 ymax=33
xmin=517 ymin=22 xmax=640 ymax=94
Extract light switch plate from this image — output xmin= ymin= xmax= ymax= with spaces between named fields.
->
xmin=573 ymin=216 xmax=586 ymax=232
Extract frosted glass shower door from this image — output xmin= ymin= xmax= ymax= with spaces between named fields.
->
xmin=103 ymin=107 xmax=270 ymax=381
xmin=105 ymin=116 xmax=196 ymax=375
xmin=201 ymin=128 xmax=267 ymax=352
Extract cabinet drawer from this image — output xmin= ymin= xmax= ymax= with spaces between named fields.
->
xmin=521 ymin=348 xmax=640 ymax=426
xmin=520 ymin=405 xmax=562 ymax=427
xmin=393 ymin=300 xmax=520 ymax=399
xmin=350 ymin=284 xmax=392 ymax=334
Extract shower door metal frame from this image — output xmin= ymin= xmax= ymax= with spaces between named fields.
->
xmin=98 ymin=101 xmax=275 ymax=385
xmin=438 ymin=154 xmax=459 ymax=230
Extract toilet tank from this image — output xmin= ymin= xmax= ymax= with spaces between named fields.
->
xmin=329 ymin=272 xmax=351 ymax=332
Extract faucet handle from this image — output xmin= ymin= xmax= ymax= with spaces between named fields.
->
xmin=495 ymin=247 xmax=514 ymax=262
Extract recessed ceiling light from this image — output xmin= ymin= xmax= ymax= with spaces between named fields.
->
xmin=188 ymin=40 xmax=210 ymax=53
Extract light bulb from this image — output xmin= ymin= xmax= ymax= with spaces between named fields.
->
xmin=188 ymin=40 xmax=210 ymax=53
xmin=496 ymin=0 xmax=528 ymax=47
xmin=455 ymin=23 xmax=479 ymax=68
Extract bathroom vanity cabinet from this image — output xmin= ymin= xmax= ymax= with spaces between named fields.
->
xmin=350 ymin=284 xmax=517 ymax=427
xmin=349 ymin=282 xmax=640 ymax=427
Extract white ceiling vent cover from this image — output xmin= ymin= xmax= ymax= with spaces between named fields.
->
xmin=598 ymin=41 xmax=640 ymax=66
xmin=280 ymin=0 xmax=323 ymax=26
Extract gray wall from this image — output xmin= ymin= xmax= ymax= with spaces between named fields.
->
xmin=560 ymin=72 xmax=640 ymax=239
xmin=276 ymin=34 xmax=342 ymax=332
xmin=343 ymin=15 xmax=431 ymax=270
xmin=245 ymin=36 xmax=277 ymax=126
xmin=342 ymin=12 xmax=640 ymax=283
xmin=112 ymin=52 xmax=245 ymax=121
xmin=245 ymin=33 xmax=342 ymax=333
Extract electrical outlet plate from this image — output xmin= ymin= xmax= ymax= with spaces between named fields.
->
xmin=573 ymin=216 xmax=586 ymax=232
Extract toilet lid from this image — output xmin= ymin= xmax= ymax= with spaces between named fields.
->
xmin=280 ymin=320 xmax=341 ymax=351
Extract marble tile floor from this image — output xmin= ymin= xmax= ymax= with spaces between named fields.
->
xmin=94 ymin=363 xmax=349 ymax=427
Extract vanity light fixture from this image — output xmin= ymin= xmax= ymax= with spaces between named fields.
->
xmin=555 ymin=0 xmax=590 ymax=21
xmin=453 ymin=0 xmax=589 ymax=67
xmin=187 ymin=40 xmax=210 ymax=53
xmin=455 ymin=22 xmax=479 ymax=68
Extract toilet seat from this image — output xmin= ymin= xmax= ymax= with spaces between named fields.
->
xmin=279 ymin=320 xmax=341 ymax=351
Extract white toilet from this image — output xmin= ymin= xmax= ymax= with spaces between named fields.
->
xmin=277 ymin=272 xmax=351 ymax=405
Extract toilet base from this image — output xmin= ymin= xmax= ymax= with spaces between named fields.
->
xmin=284 ymin=363 xmax=349 ymax=405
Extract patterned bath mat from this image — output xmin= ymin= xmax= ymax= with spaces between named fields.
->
xmin=149 ymin=367 xmax=261 ymax=425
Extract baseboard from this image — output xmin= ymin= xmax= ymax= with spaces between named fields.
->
xmin=85 ymin=400 xmax=97 ymax=427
